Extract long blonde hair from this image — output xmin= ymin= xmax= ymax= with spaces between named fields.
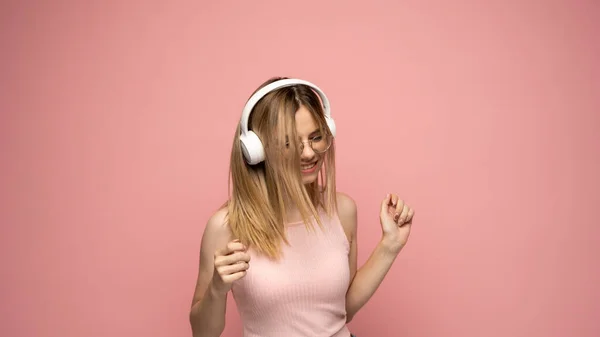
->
xmin=225 ymin=77 xmax=337 ymax=259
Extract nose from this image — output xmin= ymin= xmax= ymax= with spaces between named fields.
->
xmin=300 ymin=142 xmax=316 ymax=160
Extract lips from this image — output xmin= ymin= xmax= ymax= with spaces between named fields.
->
xmin=301 ymin=162 xmax=317 ymax=170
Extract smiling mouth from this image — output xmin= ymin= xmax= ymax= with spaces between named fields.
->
xmin=300 ymin=161 xmax=318 ymax=174
xmin=301 ymin=162 xmax=317 ymax=170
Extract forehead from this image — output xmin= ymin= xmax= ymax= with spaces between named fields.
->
xmin=294 ymin=105 xmax=320 ymax=137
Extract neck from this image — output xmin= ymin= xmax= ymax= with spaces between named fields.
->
xmin=280 ymin=183 xmax=319 ymax=223
xmin=284 ymin=204 xmax=302 ymax=223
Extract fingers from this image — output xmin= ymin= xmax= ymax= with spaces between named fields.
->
xmin=221 ymin=270 xmax=248 ymax=283
xmin=215 ymin=257 xmax=249 ymax=285
xmin=398 ymin=202 xmax=409 ymax=223
xmin=215 ymin=239 xmax=251 ymax=263
xmin=215 ymin=242 xmax=250 ymax=276
xmin=212 ymin=240 xmax=251 ymax=293
xmin=393 ymin=198 xmax=404 ymax=220
xmin=215 ymin=240 xmax=246 ymax=257
xmin=217 ymin=260 xmax=250 ymax=276
xmin=391 ymin=194 xmax=399 ymax=207
xmin=382 ymin=193 xmax=416 ymax=225
xmin=215 ymin=250 xmax=251 ymax=267
xmin=380 ymin=193 xmax=392 ymax=214
xmin=406 ymin=208 xmax=415 ymax=223
xmin=385 ymin=193 xmax=415 ymax=225
xmin=389 ymin=194 xmax=403 ymax=222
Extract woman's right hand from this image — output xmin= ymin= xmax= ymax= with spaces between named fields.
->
xmin=211 ymin=239 xmax=250 ymax=295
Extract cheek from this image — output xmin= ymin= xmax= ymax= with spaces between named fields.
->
xmin=316 ymin=157 xmax=325 ymax=170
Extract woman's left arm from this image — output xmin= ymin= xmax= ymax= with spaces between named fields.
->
xmin=339 ymin=193 xmax=415 ymax=323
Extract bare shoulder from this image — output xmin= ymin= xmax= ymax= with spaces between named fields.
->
xmin=336 ymin=191 xmax=357 ymax=236
xmin=336 ymin=191 xmax=357 ymax=218
xmin=202 ymin=205 xmax=232 ymax=246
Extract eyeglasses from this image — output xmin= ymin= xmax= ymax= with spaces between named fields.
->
xmin=297 ymin=134 xmax=332 ymax=154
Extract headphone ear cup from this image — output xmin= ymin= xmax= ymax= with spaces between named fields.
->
xmin=325 ymin=116 xmax=336 ymax=138
xmin=240 ymin=131 xmax=265 ymax=165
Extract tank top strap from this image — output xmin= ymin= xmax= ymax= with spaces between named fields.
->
xmin=319 ymin=208 xmax=350 ymax=254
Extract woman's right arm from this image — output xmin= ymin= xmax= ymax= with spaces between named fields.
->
xmin=189 ymin=209 xmax=250 ymax=337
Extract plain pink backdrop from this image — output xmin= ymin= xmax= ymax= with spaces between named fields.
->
xmin=1 ymin=1 xmax=599 ymax=337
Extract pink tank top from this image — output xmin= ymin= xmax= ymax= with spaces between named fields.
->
xmin=231 ymin=210 xmax=351 ymax=337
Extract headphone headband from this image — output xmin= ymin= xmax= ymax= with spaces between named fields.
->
xmin=240 ymin=78 xmax=331 ymax=135
xmin=239 ymin=78 xmax=336 ymax=165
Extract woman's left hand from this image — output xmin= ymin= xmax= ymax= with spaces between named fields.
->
xmin=379 ymin=193 xmax=415 ymax=253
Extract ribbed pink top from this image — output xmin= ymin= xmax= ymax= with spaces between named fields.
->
xmin=231 ymin=210 xmax=351 ymax=337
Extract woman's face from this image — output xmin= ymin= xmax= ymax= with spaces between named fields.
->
xmin=293 ymin=105 xmax=330 ymax=184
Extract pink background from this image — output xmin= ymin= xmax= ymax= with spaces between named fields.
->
xmin=1 ymin=0 xmax=599 ymax=336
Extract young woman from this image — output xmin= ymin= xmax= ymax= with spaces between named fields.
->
xmin=189 ymin=77 xmax=415 ymax=337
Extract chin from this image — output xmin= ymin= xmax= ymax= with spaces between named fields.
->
xmin=302 ymin=173 xmax=318 ymax=185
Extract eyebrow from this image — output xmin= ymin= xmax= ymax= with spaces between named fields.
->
xmin=297 ymin=130 xmax=321 ymax=140
xmin=285 ymin=130 xmax=322 ymax=143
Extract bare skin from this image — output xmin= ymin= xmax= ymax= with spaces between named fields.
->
xmin=189 ymin=106 xmax=415 ymax=336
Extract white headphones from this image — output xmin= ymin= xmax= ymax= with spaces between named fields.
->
xmin=239 ymin=78 xmax=336 ymax=165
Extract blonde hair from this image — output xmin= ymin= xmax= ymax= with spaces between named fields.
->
xmin=224 ymin=76 xmax=337 ymax=259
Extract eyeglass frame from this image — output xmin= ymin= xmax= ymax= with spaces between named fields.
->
xmin=297 ymin=134 xmax=333 ymax=154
